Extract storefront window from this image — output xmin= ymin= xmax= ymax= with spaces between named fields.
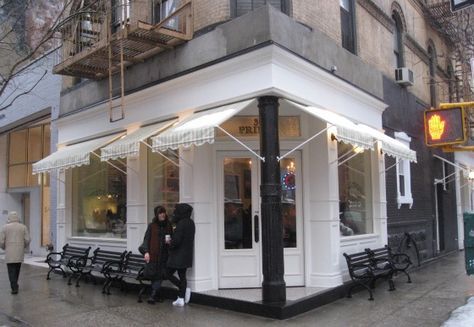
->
xmin=338 ymin=142 xmax=373 ymax=236
xmin=148 ymin=149 xmax=180 ymax=220
xmin=280 ymin=158 xmax=297 ymax=248
xmin=72 ymin=154 xmax=127 ymax=238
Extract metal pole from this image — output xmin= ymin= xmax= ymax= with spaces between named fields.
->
xmin=258 ymin=96 xmax=286 ymax=303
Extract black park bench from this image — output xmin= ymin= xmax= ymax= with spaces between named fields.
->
xmin=102 ymin=253 xmax=152 ymax=302
xmin=45 ymin=243 xmax=91 ymax=286
xmin=343 ymin=250 xmax=395 ymax=300
xmin=365 ymin=245 xmax=412 ymax=283
xmin=76 ymin=248 xmax=128 ymax=289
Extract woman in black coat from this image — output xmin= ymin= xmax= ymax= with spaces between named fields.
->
xmin=166 ymin=203 xmax=195 ymax=306
xmin=139 ymin=206 xmax=173 ymax=304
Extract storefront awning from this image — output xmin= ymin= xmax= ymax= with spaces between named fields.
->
xmin=151 ymin=99 xmax=256 ymax=152
xmin=285 ymin=100 xmax=375 ymax=151
xmin=100 ymin=119 xmax=177 ymax=161
xmin=32 ymin=134 xmax=123 ymax=174
xmin=357 ymin=125 xmax=417 ymax=163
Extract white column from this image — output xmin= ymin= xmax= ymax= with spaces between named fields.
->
xmin=180 ymin=144 xmax=216 ymax=291
xmin=56 ymin=170 xmax=67 ymax=250
xmin=373 ymin=142 xmax=387 ymax=245
xmin=126 ymin=143 xmax=149 ymax=252
xmin=304 ymin=121 xmax=343 ymax=288
xmin=455 ymin=166 xmax=464 ymax=250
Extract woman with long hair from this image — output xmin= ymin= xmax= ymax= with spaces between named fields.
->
xmin=139 ymin=205 xmax=173 ymax=304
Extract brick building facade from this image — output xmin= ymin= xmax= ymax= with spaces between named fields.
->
xmin=36 ymin=0 xmax=467 ymax=294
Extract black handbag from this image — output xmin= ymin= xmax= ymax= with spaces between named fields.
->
xmin=143 ymin=263 xmax=158 ymax=280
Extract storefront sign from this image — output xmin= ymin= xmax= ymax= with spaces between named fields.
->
xmin=424 ymin=107 xmax=466 ymax=146
xmin=217 ymin=116 xmax=300 ymax=138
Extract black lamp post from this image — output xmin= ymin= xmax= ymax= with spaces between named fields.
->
xmin=258 ymin=96 xmax=286 ymax=303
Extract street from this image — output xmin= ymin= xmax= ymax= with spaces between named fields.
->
xmin=0 ymin=251 xmax=473 ymax=326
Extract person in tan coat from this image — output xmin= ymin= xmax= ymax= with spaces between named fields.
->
xmin=0 ymin=211 xmax=30 ymax=294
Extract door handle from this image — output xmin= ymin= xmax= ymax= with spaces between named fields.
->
xmin=254 ymin=215 xmax=259 ymax=243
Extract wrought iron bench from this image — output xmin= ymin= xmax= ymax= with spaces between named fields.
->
xmin=365 ymin=245 xmax=412 ymax=283
xmin=45 ymin=244 xmax=91 ymax=286
xmin=343 ymin=250 xmax=395 ymax=300
xmin=76 ymin=248 xmax=128 ymax=290
xmin=103 ymin=252 xmax=151 ymax=302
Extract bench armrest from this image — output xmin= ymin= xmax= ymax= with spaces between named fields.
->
xmin=391 ymin=253 xmax=412 ymax=269
xmin=45 ymin=251 xmax=63 ymax=263
xmin=67 ymin=255 xmax=87 ymax=268
xmin=103 ymin=260 xmax=123 ymax=273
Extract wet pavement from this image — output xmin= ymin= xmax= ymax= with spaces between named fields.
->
xmin=0 ymin=251 xmax=473 ymax=326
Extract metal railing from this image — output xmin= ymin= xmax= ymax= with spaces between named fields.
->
xmin=57 ymin=0 xmax=191 ymax=64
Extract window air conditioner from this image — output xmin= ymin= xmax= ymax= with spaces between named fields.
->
xmin=395 ymin=67 xmax=414 ymax=86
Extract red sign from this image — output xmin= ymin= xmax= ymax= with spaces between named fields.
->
xmin=424 ymin=107 xmax=466 ymax=146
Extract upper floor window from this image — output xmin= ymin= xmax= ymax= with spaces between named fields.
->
xmin=447 ymin=64 xmax=457 ymax=103
xmin=392 ymin=12 xmax=404 ymax=68
xmin=233 ymin=0 xmax=289 ymax=18
xmin=153 ymin=0 xmax=180 ymax=29
xmin=394 ymin=132 xmax=413 ymax=209
xmin=111 ymin=0 xmax=130 ymax=32
xmin=340 ymin=0 xmax=356 ymax=54
xmin=8 ymin=124 xmax=51 ymax=188
xmin=428 ymin=45 xmax=437 ymax=107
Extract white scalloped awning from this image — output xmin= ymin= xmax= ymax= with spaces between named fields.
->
xmin=32 ymin=134 xmax=123 ymax=174
xmin=100 ymin=119 xmax=177 ymax=161
xmin=285 ymin=100 xmax=375 ymax=150
xmin=357 ymin=124 xmax=417 ymax=163
xmin=152 ymin=99 xmax=256 ymax=152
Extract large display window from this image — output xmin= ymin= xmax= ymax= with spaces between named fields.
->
xmin=72 ymin=154 xmax=127 ymax=238
xmin=338 ymin=142 xmax=373 ymax=236
xmin=147 ymin=149 xmax=180 ymax=220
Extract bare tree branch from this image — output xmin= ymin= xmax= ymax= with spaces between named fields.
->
xmin=0 ymin=69 xmax=47 ymax=111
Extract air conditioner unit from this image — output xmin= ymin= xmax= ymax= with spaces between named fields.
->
xmin=395 ymin=67 xmax=414 ymax=86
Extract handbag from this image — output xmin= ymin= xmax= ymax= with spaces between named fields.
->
xmin=143 ymin=262 xmax=158 ymax=280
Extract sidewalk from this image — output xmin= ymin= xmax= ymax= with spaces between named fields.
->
xmin=0 ymin=250 xmax=473 ymax=326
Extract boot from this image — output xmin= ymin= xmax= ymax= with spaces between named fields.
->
xmin=147 ymin=289 xmax=157 ymax=304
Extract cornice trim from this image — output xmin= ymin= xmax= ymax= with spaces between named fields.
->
xmin=357 ymin=0 xmax=394 ymax=33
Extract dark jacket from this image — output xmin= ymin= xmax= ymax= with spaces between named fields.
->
xmin=139 ymin=219 xmax=173 ymax=279
xmin=167 ymin=216 xmax=195 ymax=269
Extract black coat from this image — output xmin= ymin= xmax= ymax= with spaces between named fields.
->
xmin=139 ymin=220 xmax=172 ymax=280
xmin=167 ymin=217 xmax=195 ymax=269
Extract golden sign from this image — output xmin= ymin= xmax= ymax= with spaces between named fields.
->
xmin=217 ymin=116 xmax=300 ymax=138
xmin=428 ymin=114 xmax=445 ymax=140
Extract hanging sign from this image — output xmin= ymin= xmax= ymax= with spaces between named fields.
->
xmin=424 ymin=107 xmax=466 ymax=146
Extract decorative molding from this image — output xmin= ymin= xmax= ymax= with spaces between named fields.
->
xmin=391 ymin=1 xmax=407 ymax=33
xmin=405 ymin=34 xmax=429 ymax=64
xmin=357 ymin=0 xmax=394 ymax=33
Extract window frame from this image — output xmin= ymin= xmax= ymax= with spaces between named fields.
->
xmin=394 ymin=132 xmax=413 ymax=209
xmin=337 ymin=141 xmax=374 ymax=237
xmin=428 ymin=45 xmax=437 ymax=107
xmin=340 ymin=0 xmax=357 ymax=54
xmin=392 ymin=12 xmax=404 ymax=68
xmin=70 ymin=153 xmax=127 ymax=239
xmin=231 ymin=0 xmax=290 ymax=18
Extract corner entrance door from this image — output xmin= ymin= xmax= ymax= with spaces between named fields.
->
xmin=217 ymin=151 xmax=304 ymax=288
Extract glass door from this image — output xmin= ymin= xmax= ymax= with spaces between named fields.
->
xmin=217 ymin=151 xmax=304 ymax=288
xmin=218 ymin=153 xmax=261 ymax=288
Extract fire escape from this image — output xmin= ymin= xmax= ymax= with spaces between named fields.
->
xmin=54 ymin=0 xmax=193 ymax=121
xmin=424 ymin=0 xmax=473 ymax=101
xmin=425 ymin=0 xmax=474 ymax=145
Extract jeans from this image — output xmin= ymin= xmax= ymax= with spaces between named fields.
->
xmin=166 ymin=268 xmax=187 ymax=298
xmin=7 ymin=263 xmax=21 ymax=291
